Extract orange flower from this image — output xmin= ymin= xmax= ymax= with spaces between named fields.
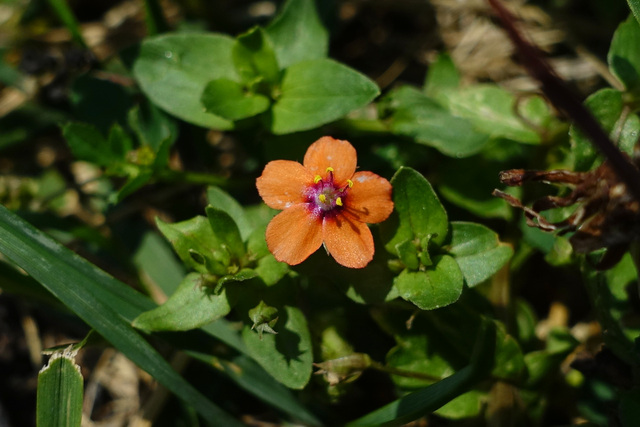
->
xmin=256 ymin=137 xmax=394 ymax=268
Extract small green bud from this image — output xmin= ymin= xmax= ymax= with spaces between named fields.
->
xmin=249 ymin=301 xmax=279 ymax=339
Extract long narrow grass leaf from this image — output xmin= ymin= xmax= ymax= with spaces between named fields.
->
xmin=45 ymin=0 xmax=87 ymax=48
xmin=37 ymin=348 xmax=83 ymax=427
xmin=0 ymin=205 xmax=242 ymax=426
xmin=347 ymin=320 xmax=496 ymax=427
xmin=143 ymin=0 xmax=170 ymax=35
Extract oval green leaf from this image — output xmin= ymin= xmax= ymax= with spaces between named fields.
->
xmin=242 ymin=305 xmax=313 ymax=389
xmin=608 ymin=14 xmax=640 ymax=93
xmin=132 ymin=273 xmax=234 ymax=331
xmin=207 ymin=186 xmax=253 ymax=241
xmin=443 ymin=85 xmax=551 ymax=144
xmin=205 ymin=205 xmax=246 ymax=261
xmin=383 ymin=166 xmax=449 ymax=254
xmin=133 ymin=33 xmax=236 ymax=129
xmin=569 ymin=88 xmax=623 ymax=171
xmin=265 ymin=0 xmax=328 ymax=69
xmin=156 ymin=216 xmax=226 ymax=274
xmin=201 ymin=78 xmax=271 ymax=121
xmin=63 ymin=122 xmax=117 ymax=167
xmin=270 ymin=58 xmax=379 ymax=134
xmin=233 ymin=26 xmax=280 ymax=84
xmin=394 ymin=255 xmax=463 ymax=310
xmin=446 ymin=221 xmax=513 ymax=287
xmin=385 ymin=86 xmax=489 ymax=157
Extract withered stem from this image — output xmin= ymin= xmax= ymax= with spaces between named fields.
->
xmin=487 ymin=0 xmax=640 ymax=201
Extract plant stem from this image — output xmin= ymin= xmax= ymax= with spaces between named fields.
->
xmin=487 ymin=0 xmax=640 ymax=201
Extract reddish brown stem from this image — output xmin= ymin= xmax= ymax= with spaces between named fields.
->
xmin=487 ymin=0 xmax=640 ymax=201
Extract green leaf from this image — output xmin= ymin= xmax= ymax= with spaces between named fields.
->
xmin=37 ymin=348 xmax=83 ymax=427
xmin=143 ymin=0 xmax=169 ymax=35
xmin=443 ymin=85 xmax=551 ymax=144
xmin=133 ymin=33 xmax=237 ymax=129
xmin=215 ymin=268 xmax=258 ymax=293
xmin=384 ymin=86 xmax=489 ymax=157
xmin=491 ymin=324 xmax=526 ymax=381
xmin=628 ymin=0 xmax=640 ymax=26
xmin=156 ymin=216 xmax=227 ymax=274
xmin=270 ymin=58 xmax=379 ymax=134
xmin=435 ymin=390 xmax=484 ymax=419
xmin=395 ymin=239 xmax=420 ymax=270
xmin=617 ymin=109 xmax=640 ymax=156
xmin=423 ymin=53 xmax=460 ymax=98
xmin=128 ymin=101 xmax=177 ymax=151
xmin=609 ymin=14 xmax=640 ymax=93
xmin=583 ymin=253 xmax=640 ymax=365
xmin=265 ymin=0 xmax=328 ymax=69
xmin=207 ymin=186 xmax=253 ymax=241
xmin=347 ymin=319 xmax=496 ymax=427
xmin=107 ymin=123 xmax=134 ymax=161
xmin=111 ymin=169 xmax=153 ymax=204
xmin=242 ymin=305 xmax=313 ymax=389
xmin=569 ymin=88 xmax=623 ymax=171
xmin=524 ymin=327 xmax=578 ymax=387
xmin=133 ymin=273 xmax=234 ymax=331
xmin=254 ymin=253 xmax=290 ymax=286
xmin=446 ymin=222 xmax=513 ymax=287
xmin=150 ymin=130 xmax=174 ymax=170
xmin=62 ymin=122 xmax=117 ymax=167
xmin=383 ymin=167 xmax=448 ymax=254
xmin=233 ymin=26 xmax=280 ymax=84
xmin=0 ymin=205 xmax=243 ymax=426
xmin=201 ymin=78 xmax=271 ymax=120
xmin=386 ymin=334 xmax=454 ymax=389
xmin=394 ymin=255 xmax=463 ymax=310
xmin=205 ymin=206 xmax=246 ymax=261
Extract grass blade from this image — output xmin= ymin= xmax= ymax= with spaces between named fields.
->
xmin=346 ymin=319 xmax=496 ymax=427
xmin=46 ymin=0 xmax=87 ymax=48
xmin=0 ymin=205 xmax=242 ymax=426
xmin=37 ymin=349 xmax=83 ymax=427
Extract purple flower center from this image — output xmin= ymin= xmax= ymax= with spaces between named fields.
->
xmin=305 ymin=168 xmax=352 ymax=218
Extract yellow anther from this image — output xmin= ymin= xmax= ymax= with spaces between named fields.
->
xmin=336 ymin=197 xmax=343 ymax=206
xmin=314 ymin=175 xmax=322 ymax=184
xmin=347 ymin=179 xmax=353 ymax=188
xmin=319 ymin=194 xmax=327 ymax=203
xmin=326 ymin=167 xmax=334 ymax=173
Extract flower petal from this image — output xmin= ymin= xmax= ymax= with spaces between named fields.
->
xmin=257 ymin=160 xmax=314 ymax=210
xmin=345 ymin=171 xmax=394 ymax=224
xmin=266 ymin=204 xmax=323 ymax=265
xmin=323 ymin=214 xmax=374 ymax=268
xmin=303 ymin=137 xmax=357 ymax=185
